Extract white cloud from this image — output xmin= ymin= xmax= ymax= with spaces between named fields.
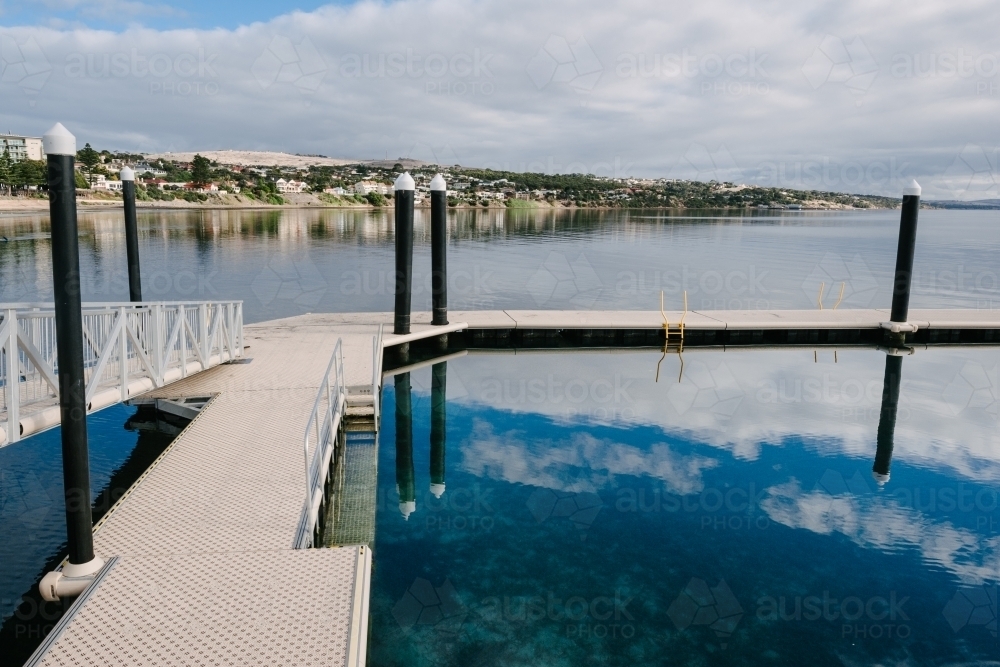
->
xmin=446 ymin=347 xmax=1000 ymax=483
xmin=1 ymin=0 xmax=997 ymax=196
xmin=762 ymin=479 xmax=1000 ymax=585
xmin=459 ymin=419 xmax=718 ymax=495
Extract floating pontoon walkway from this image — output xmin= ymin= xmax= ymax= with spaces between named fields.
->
xmin=29 ymin=308 xmax=999 ymax=667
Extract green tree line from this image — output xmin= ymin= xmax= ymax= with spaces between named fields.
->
xmin=0 ymin=149 xmax=46 ymax=194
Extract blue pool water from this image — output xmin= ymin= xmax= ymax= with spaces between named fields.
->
xmin=370 ymin=347 xmax=1000 ymax=666
xmin=0 ymin=405 xmax=172 ymax=665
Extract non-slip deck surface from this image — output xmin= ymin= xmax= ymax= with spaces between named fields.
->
xmin=37 ymin=548 xmax=368 ymax=667
xmin=36 ymin=316 xmax=383 ymax=667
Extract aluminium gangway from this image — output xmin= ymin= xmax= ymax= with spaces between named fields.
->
xmin=0 ymin=300 xmax=244 ymax=446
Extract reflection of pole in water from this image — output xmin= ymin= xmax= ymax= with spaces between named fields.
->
xmin=873 ymin=354 xmax=903 ymax=485
xmin=395 ymin=372 xmax=416 ymax=519
xmin=430 ymin=362 xmax=447 ymax=498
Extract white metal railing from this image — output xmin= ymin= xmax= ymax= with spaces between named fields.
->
xmin=372 ymin=324 xmax=383 ymax=430
xmin=0 ymin=300 xmax=243 ymax=446
xmin=296 ymin=338 xmax=346 ymax=549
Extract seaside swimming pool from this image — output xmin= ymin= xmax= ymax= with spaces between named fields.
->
xmin=370 ymin=346 xmax=1000 ymax=666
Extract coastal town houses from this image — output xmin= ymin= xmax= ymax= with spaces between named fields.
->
xmin=90 ymin=174 xmax=123 ymax=192
xmin=276 ymin=178 xmax=307 ymax=194
xmin=133 ymin=162 xmax=167 ymax=178
xmin=185 ymin=182 xmax=220 ymax=193
xmin=0 ymin=134 xmax=45 ymax=162
xmin=354 ymin=180 xmax=391 ymax=195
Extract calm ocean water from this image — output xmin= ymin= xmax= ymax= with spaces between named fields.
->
xmin=0 ymin=207 xmax=997 ymax=322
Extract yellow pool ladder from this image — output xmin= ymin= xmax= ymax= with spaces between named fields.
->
xmin=660 ymin=290 xmax=687 ymax=345
xmin=656 ymin=290 xmax=687 ymax=383
xmin=817 ymin=282 xmax=846 ymax=310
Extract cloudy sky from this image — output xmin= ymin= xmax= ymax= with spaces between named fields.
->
xmin=0 ymin=0 xmax=998 ymax=198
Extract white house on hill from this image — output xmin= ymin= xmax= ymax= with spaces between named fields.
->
xmin=276 ymin=178 xmax=307 ymax=194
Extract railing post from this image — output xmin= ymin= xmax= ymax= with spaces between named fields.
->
xmin=393 ymin=172 xmax=415 ymax=335
xmin=120 ymin=167 xmax=142 ymax=302
xmin=39 ymin=123 xmax=104 ymax=597
xmin=430 ymin=174 xmax=449 ymax=326
xmin=228 ymin=303 xmax=236 ymax=360
xmin=4 ymin=309 xmax=20 ymax=444
xmin=236 ymin=302 xmax=244 ymax=356
xmin=151 ymin=302 xmax=163 ymax=385
xmin=179 ymin=305 xmax=187 ymax=377
xmin=199 ymin=303 xmax=209 ymax=367
xmin=119 ymin=307 xmax=128 ymax=401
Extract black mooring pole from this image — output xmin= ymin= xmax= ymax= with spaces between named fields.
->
xmin=393 ymin=173 xmax=415 ymax=335
xmin=889 ymin=180 xmax=922 ymax=325
xmin=430 ymin=174 xmax=448 ymax=326
xmin=430 ymin=361 xmax=447 ymax=498
xmin=43 ymin=124 xmax=98 ymax=572
xmin=873 ymin=353 xmax=903 ymax=484
xmin=395 ymin=372 xmax=415 ymax=520
xmin=120 ymin=167 xmax=142 ymax=302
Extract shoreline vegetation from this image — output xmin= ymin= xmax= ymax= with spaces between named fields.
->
xmin=0 ymin=191 xmax=903 ymax=214
xmin=0 ymin=147 xmax=920 ymax=214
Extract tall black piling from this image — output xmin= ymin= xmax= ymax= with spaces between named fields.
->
xmin=394 ymin=372 xmax=415 ymax=519
xmin=430 ymin=174 xmax=448 ymax=327
xmin=873 ymin=353 xmax=904 ymax=484
xmin=393 ymin=173 xmax=415 ymax=336
xmin=120 ymin=166 xmax=142 ymax=302
xmin=42 ymin=123 xmax=101 ymax=581
xmin=430 ymin=361 xmax=447 ymax=498
xmin=886 ymin=180 xmax=921 ymax=344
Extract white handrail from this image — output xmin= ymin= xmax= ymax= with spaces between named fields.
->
xmin=372 ymin=324 xmax=383 ymax=431
xmin=0 ymin=300 xmax=243 ymax=446
xmin=297 ymin=338 xmax=346 ymax=548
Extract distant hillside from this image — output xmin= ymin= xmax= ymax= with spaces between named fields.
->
xmin=925 ymin=199 xmax=1000 ymax=210
xmin=143 ymin=150 xmax=430 ymax=170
